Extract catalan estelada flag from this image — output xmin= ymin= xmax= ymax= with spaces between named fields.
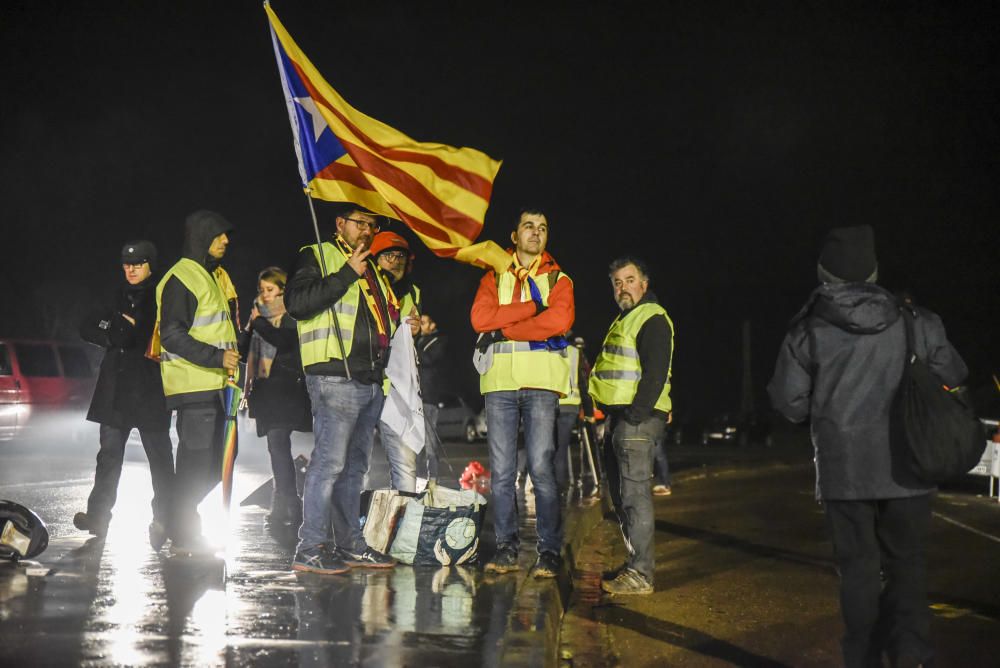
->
xmin=265 ymin=4 xmax=503 ymax=264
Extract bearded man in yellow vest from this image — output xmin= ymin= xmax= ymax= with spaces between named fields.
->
xmin=471 ymin=207 xmax=575 ymax=578
xmin=285 ymin=206 xmax=399 ymax=574
xmin=156 ymin=210 xmax=240 ymax=555
xmin=590 ymin=256 xmax=674 ymax=596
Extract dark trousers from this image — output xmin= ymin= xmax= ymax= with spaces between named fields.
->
xmin=266 ymin=427 xmax=296 ymax=500
xmin=554 ymin=405 xmax=578 ymax=489
xmin=173 ymin=401 xmax=224 ymax=542
xmin=86 ymin=424 xmax=174 ymax=525
xmin=603 ymin=414 xmax=664 ymax=581
xmin=824 ymin=495 xmax=933 ymax=668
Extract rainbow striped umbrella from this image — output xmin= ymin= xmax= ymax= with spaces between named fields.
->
xmin=221 ymin=376 xmax=242 ymax=511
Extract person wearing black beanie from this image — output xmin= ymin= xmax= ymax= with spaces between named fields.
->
xmin=768 ymin=226 xmax=970 ymax=667
xmin=817 ymin=225 xmax=878 ymax=284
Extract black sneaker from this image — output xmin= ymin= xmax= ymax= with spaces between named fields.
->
xmin=484 ymin=543 xmax=520 ymax=574
xmin=337 ymin=546 xmax=396 ymax=569
xmin=531 ymin=551 xmax=562 ymax=579
xmin=73 ymin=512 xmax=108 ymax=538
xmin=292 ymin=546 xmax=350 ymax=574
xmin=148 ymin=521 xmax=168 ymax=552
xmin=601 ymin=567 xmax=653 ymax=595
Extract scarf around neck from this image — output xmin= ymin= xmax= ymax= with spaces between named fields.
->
xmin=247 ymin=296 xmax=286 ymax=382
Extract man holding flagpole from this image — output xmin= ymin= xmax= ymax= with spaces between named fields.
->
xmin=286 ymin=207 xmax=399 ymax=574
xmin=265 ymin=1 xmax=505 ymax=574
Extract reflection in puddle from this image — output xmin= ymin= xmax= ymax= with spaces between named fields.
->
xmin=1 ymin=457 xmax=527 ymax=666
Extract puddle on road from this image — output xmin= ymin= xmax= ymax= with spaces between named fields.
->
xmin=0 ymin=462 xmax=532 ymax=666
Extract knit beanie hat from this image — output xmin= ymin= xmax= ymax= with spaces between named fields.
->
xmin=817 ymin=225 xmax=878 ymax=283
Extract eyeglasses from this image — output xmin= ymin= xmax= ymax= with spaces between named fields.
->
xmin=343 ymin=217 xmax=380 ymax=232
xmin=380 ymin=250 xmax=408 ymax=261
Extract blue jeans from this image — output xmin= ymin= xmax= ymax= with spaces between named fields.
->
xmin=298 ymin=375 xmax=384 ymax=553
xmin=603 ymin=414 xmax=664 ymax=581
xmin=379 ymin=423 xmax=418 ymax=493
xmin=485 ymin=389 xmax=561 ymax=555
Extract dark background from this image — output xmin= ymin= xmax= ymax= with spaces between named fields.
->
xmin=2 ymin=1 xmax=998 ymax=417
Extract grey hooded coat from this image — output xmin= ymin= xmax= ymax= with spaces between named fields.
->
xmin=767 ymin=283 xmax=968 ymax=500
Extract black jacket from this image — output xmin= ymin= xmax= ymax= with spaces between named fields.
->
xmin=237 ymin=314 xmax=312 ymax=436
xmin=285 ymin=244 xmax=388 ymax=385
xmin=158 ymin=211 xmax=237 ymax=408
xmin=601 ymin=291 xmax=673 ymax=425
xmin=415 ymin=329 xmax=447 ymax=405
xmin=767 ymin=283 xmax=968 ymax=500
xmin=81 ymin=275 xmax=170 ymax=431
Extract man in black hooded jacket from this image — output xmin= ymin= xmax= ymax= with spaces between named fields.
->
xmin=768 ymin=225 xmax=968 ymax=668
xmin=157 ymin=210 xmax=240 ymax=554
xmin=75 ymin=240 xmax=174 ymax=550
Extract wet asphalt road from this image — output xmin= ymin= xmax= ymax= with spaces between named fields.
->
xmin=0 ymin=424 xmax=529 ymax=667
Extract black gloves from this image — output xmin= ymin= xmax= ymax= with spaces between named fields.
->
xmin=476 ymin=329 xmax=506 ymax=353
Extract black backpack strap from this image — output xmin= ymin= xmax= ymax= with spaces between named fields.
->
xmin=899 ymin=304 xmax=917 ymax=362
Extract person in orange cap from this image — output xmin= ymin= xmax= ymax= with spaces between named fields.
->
xmin=370 ymin=230 xmax=424 ymax=491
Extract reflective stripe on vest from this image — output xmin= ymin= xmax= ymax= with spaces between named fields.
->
xmin=399 ymin=284 xmax=420 ymax=320
xmin=155 ymin=258 xmax=238 ymax=397
xmin=559 ymin=345 xmax=581 ymax=406
xmin=589 ymin=302 xmax=673 ymax=413
xmin=296 ymin=243 xmax=361 ymax=368
xmin=480 ymin=270 xmax=572 ymax=396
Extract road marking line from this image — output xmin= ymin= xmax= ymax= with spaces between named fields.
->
xmin=933 ymin=511 xmax=1000 ymax=544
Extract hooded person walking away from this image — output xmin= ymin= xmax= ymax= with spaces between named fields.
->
xmin=768 ymin=225 xmax=970 ymax=668
xmin=156 ymin=211 xmax=240 ymax=555
xmin=75 ymin=241 xmax=174 ymax=550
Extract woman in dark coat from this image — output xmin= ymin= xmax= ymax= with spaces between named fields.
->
xmin=75 ymin=240 xmax=174 ymax=550
xmin=239 ymin=266 xmax=311 ymax=528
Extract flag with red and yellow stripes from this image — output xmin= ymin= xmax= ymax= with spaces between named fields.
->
xmin=266 ymin=4 xmax=503 ymax=264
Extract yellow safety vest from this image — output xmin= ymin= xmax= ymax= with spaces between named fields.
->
xmin=589 ymin=302 xmax=673 ymax=413
xmin=298 ymin=242 xmax=396 ymax=368
xmin=559 ymin=344 xmax=581 ymax=406
xmin=480 ymin=270 xmax=572 ymax=396
xmin=156 ymin=258 xmax=238 ymax=397
xmin=399 ymin=284 xmax=421 ymax=321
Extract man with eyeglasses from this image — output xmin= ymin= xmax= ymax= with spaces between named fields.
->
xmin=285 ymin=206 xmax=399 ymax=574
xmin=369 ymin=230 xmax=422 ymax=491
xmin=471 ymin=207 xmax=575 ymax=579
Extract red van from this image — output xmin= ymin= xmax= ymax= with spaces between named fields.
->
xmin=0 ymin=339 xmax=98 ymax=442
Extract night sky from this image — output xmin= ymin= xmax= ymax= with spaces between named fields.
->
xmin=3 ymin=1 xmax=998 ymax=417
